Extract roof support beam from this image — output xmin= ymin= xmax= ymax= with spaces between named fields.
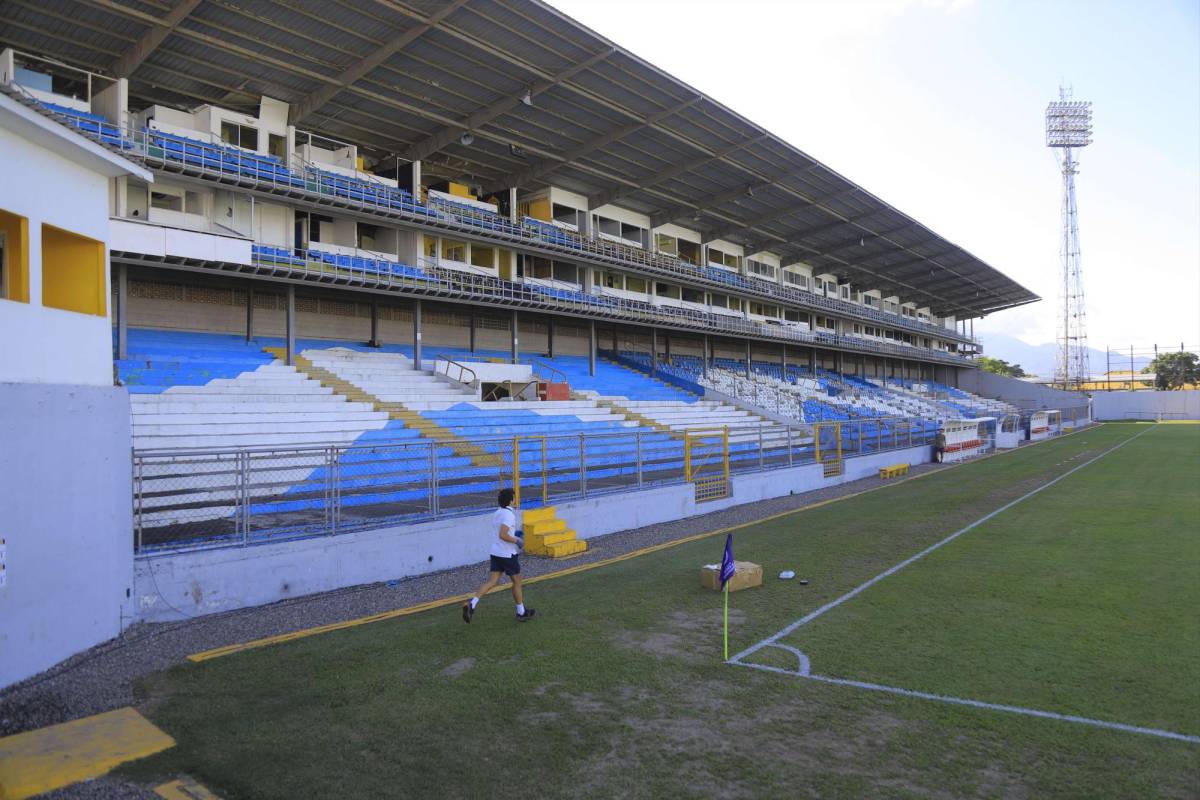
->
xmin=402 ymin=48 xmax=614 ymax=163
xmin=490 ymin=95 xmax=702 ymax=192
xmin=708 ymin=187 xmax=863 ymax=247
xmin=109 ymin=0 xmax=203 ymax=78
xmin=588 ymin=133 xmax=771 ymax=210
xmin=649 ymin=165 xmax=821 ymax=229
xmin=289 ymin=0 xmax=470 ymax=126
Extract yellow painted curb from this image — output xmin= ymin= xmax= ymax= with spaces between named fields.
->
xmin=187 ymin=424 xmax=1110 ymax=664
xmin=0 ymin=707 xmax=174 ymax=800
xmin=155 ymin=776 xmax=221 ymax=799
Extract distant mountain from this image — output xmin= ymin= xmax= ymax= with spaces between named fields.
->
xmin=979 ymin=334 xmax=1147 ymax=379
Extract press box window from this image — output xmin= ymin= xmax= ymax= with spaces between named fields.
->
xmin=268 ymin=133 xmax=287 ymax=159
xmin=220 ymin=121 xmax=259 ymax=151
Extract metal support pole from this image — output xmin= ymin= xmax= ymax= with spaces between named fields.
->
xmin=508 ymin=186 xmax=518 ymax=224
xmin=547 ymin=317 xmax=555 ymax=358
xmin=745 ymin=340 xmax=752 ymax=378
xmin=285 ymin=284 xmax=295 ymax=366
xmin=664 ymin=333 xmax=671 ymax=365
xmin=1106 ymin=347 xmax=1110 ymax=391
xmin=369 ymin=298 xmax=380 ymax=348
xmin=245 ymin=287 xmax=254 ymax=344
xmin=636 ymin=431 xmax=643 ymax=486
xmin=116 ymin=262 xmax=128 ymax=360
xmin=780 ymin=344 xmax=786 ymax=380
xmin=413 ymin=299 xmax=422 ymax=370
xmin=612 ymin=326 xmax=618 ymax=356
xmin=703 ymin=335 xmax=710 ymax=378
xmin=588 ymin=320 xmax=596 ymax=376
xmin=511 ymin=309 xmax=519 ymax=364
xmin=808 ymin=348 xmax=816 ymax=374
xmin=651 ymin=328 xmax=658 ymax=376
xmin=469 ymin=310 xmax=476 ymax=353
xmin=579 ymin=434 xmax=587 ymax=496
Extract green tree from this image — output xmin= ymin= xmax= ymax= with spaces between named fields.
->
xmin=1142 ymin=351 xmax=1199 ymax=390
xmin=979 ymin=356 xmax=1027 ymax=378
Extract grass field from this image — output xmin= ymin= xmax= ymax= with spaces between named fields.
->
xmin=124 ymin=423 xmax=1200 ymax=799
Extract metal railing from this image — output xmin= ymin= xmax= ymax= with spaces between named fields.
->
xmin=435 ymin=354 xmax=478 ymax=387
xmin=3 ymin=80 xmax=980 ymax=347
xmin=131 ymin=417 xmax=939 ymax=556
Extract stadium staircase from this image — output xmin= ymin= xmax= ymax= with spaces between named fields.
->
xmin=522 ymin=506 xmax=587 ymax=558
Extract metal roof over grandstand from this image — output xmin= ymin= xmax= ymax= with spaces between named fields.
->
xmin=0 ymin=0 xmax=1039 ymax=318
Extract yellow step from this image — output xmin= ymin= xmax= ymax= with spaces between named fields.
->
xmin=526 ymin=518 xmax=566 ymax=535
xmin=545 ymin=539 xmax=588 ymax=558
xmin=530 ymin=530 xmax=576 ymax=547
xmin=522 ymin=506 xmax=557 ymax=524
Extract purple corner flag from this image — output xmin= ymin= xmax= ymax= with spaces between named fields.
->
xmin=719 ymin=534 xmax=735 ymax=589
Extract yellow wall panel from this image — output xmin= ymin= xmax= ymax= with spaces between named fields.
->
xmin=41 ymin=224 xmax=107 ymax=317
xmin=0 ymin=209 xmax=30 ymax=303
xmin=528 ymin=198 xmax=551 ymax=222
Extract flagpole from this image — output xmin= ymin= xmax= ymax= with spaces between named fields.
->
xmin=723 ymin=582 xmax=729 ymax=661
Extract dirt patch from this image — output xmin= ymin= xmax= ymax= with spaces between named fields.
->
xmin=442 ymin=657 xmax=475 ymax=677
xmin=613 ymin=609 xmax=746 ymax=663
xmin=975 ymin=763 xmax=1031 ymax=800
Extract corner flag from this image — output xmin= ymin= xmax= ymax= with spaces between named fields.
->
xmin=719 ymin=534 xmax=735 ymax=589
xmin=720 ymin=534 xmax=734 ymax=660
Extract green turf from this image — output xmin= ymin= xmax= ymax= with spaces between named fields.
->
xmin=123 ymin=423 xmax=1200 ymax=799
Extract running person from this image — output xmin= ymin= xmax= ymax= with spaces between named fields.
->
xmin=462 ymin=488 xmax=536 ymax=623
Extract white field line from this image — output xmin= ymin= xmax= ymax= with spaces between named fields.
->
xmin=734 ymin=665 xmax=1200 ymax=744
xmin=728 ymin=425 xmax=1200 ymax=745
xmin=729 ymin=424 xmax=1154 ymax=665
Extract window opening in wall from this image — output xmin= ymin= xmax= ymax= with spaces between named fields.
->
xmin=747 ymin=259 xmax=776 ymax=280
xmin=470 ymin=244 xmax=495 ymax=270
xmin=602 ymin=271 xmax=619 ymax=289
xmin=654 ymin=232 xmax=678 ymax=257
xmin=624 ymin=276 xmax=647 ymax=293
xmin=677 ymin=239 xmax=701 ymax=265
xmin=682 ymin=287 xmax=704 ymax=304
xmin=782 ymin=270 xmax=808 ymax=289
xmin=150 ymin=190 xmax=182 ymax=213
xmin=220 ymin=121 xmax=259 ymax=151
xmin=620 ymin=222 xmax=644 ymax=245
xmin=357 ymin=223 xmax=381 ymax=250
xmin=552 ymin=203 xmax=581 ymax=228
xmin=268 ymin=133 xmax=287 ymax=160
xmin=423 ymin=236 xmax=438 ymax=259
xmin=442 ymin=239 xmax=466 ymax=262
xmin=551 ymin=261 xmax=577 ymax=283
xmin=654 ymin=282 xmax=681 ymax=300
xmin=308 ymin=213 xmax=333 ymax=243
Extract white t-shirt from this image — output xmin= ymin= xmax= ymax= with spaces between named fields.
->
xmin=490 ymin=506 xmax=520 ymax=558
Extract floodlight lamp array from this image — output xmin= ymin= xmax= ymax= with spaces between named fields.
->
xmin=1045 ymin=100 xmax=1093 ymax=148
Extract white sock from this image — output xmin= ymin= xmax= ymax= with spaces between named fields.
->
xmin=516 ymin=603 xmax=525 ymax=615
xmin=469 ymin=597 xmax=479 ymax=609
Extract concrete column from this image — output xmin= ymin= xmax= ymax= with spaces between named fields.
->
xmin=779 ymin=344 xmax=786 ymax=378
xmin=588 ymin=320 xmax=597 ymax=376
xmin=745 ymin=340 xmax=752 ymax=378
xmin=369 ymin=298 xmax=381 ymax=348
xmin=650 ymin=328 xmax=658 ymax=376
xmin=547 ymin=317 xmax=556 ymax=358
xmin=508 ymin=186 xmax=518 ymax=224
xmin=836 ymin=350 xmax=844 ymax=376
xmin=664 ymin=333 xmax=671 ymax=364
xmin=703 ymin=336 xmax=709 ymax=378
xmin=583 ymin=267 xmax=594 ymax=293
xmin=245 ymin=287 xmax=254 ymax=344
xmin=413 ymin=299 xmax=422 ymax=370
xmin=808 ymin=348 xmax=816 ymax=374
xmin=510 ymin=309 xmax=519 ymax=364
xmin=410 ymin=160 xmax=422 ymax=197
xmin=116 ymin=263 xmax=128 ymax=360
xmin=285 ymin=284 xmax=296 ymax=367
xmin=468 ymin=310 xmax=476 ymax=353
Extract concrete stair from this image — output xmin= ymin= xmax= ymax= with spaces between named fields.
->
xmin=522 ymin=506 xmax=587 ymax=558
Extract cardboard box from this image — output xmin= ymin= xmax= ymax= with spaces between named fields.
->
xmin=700 ymin=560 xmax=763 ymax=592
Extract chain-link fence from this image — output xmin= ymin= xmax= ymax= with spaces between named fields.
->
xmin=133 ymin=417 xmax=940 ymax=555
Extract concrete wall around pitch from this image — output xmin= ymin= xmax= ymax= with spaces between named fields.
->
xmin=1092 ymin=391 xmax=1200 ymax=420
xmin=133 ymin=444 xmax=931 ymax=623
xmin=957 ymin=370 xmax=1089 ymax=416
xmin=0 ymin=383 xmax=134 ymax=688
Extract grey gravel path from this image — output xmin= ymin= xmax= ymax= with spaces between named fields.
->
xmin=1 ymin=461 xmax=947 ymax=799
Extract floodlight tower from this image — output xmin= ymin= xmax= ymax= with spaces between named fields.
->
xmin=1045 ymin=87 xmax=1093 ymax=390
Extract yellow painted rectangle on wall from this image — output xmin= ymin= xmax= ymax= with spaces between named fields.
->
xmin=0 ymin=209 xmax=30 ymax=303
xmin=41 ymin=223 xmax=107 ymax=317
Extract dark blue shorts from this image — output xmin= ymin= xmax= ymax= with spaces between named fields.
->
xmin=489 ymin=554 xmax=520 ymax=576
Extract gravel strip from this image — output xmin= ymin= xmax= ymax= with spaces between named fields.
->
xmin=1 ymin=461 xmax=947 ymax=799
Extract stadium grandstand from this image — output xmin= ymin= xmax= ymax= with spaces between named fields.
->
xmin=0 ymin=0 xmax=1086 ymax=698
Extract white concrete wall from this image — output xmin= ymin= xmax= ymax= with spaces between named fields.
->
xmin=0 ymin=125 xmax=114 ymax=386
xmin=1092 ymin=390 xmax=1200 ymax=420
xmin=0 ymin=383 xmax=134 ymax=688
xmin=133 ymin=444 xmax=931 ymax=622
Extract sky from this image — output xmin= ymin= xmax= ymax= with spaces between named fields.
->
xmin=551 ymin=0 xmax=1200 ymax=352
